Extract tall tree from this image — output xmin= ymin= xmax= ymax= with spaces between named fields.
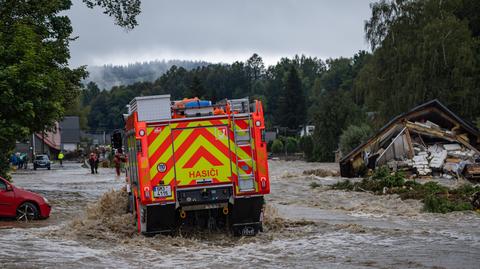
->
xmin=188 ymin=75 xmax=205 ymax=98
xmin=0 ymin=0 xmax=86 ymax=179
xmin=312 ymin=90 xmax=364 ymax=161
xmin=82 ymin=82 xmax=101 ymax=106
xmin=246 ymin=53 xmax=265 ymax=82
xmin=277 ymin=66 xmax=306 ymax=129
xmin=357 ymin=0 xmax=480 ymax=124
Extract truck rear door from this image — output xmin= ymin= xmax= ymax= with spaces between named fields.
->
xmin=172 ymin=124 xmax=233 ymax=187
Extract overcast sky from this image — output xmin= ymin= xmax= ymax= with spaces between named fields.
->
xmin=67 ymin=0 xmax=375 ymax=67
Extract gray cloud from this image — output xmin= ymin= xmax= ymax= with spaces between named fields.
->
xmin=67 ymin=0 xmax=374 ymax=67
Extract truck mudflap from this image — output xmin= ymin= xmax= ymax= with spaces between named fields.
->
xmin=229 ymin=196 xmax=264 ymax=236
xmin=141 ymin=203 xmax=176 ymax=235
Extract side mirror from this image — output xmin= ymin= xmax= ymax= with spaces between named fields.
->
xmin=6 ymin=184 xmax=13 ymax=191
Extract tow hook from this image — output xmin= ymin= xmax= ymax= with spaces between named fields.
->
xmin=180 ymin=210 xmax=187 ymax=219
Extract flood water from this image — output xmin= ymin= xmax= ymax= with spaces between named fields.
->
xmin=1 ymin=161 xmax=479 ymax=268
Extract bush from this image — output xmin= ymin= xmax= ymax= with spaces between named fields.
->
xmin=309 ymin=182 xmax=321 ymax=189
xmin=332 ymin=179 xmax=355 ymax=191
xmin=299 ymin=135 xmax=314 ymax=161
xmin=285 ymin=137 xmax=298 ymax=153
xmin=339 ymin=123 xmax=373 ymax=155
xmin=271 ymin=139 xmax=284 ymax=154
xmin=423 ymin=195 xmax=472 ymax=213
xmin=422 ymin=181 xmax=448 ymax=194
xmin=370 ymin=166 xmax=405 ymax=189
xmin=331 ymin=167 xmax=480 ymax=213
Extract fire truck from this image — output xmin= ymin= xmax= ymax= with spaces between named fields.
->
xmin=116 ymin=95 xmax=270 ymax=236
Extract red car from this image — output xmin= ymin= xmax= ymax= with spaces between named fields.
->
xmin=0 ymin=176 xmax=51 ymax=221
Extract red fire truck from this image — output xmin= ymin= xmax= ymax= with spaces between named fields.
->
xmin=116 ymin=95 xmax=270 ymax=235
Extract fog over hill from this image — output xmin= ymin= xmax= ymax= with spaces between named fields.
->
xmin=84 ymin=60 xmax=210 ymax=90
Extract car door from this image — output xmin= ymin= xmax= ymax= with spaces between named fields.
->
xmin=0 ymin=179 xmax=16 ymax=217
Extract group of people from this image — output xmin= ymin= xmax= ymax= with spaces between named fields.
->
xmin=88 ymin=149 xmax=126 ymax=175
xmin=10 ymin=152 xmax=29 ymax=169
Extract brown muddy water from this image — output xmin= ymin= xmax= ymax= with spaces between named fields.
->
xmin=1 ymin=161 xmax=479 ymax=269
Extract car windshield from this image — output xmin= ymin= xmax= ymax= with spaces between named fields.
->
xmin=35 ymin=155 xmax=48 ymax=160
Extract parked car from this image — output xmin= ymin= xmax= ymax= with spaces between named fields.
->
xmin=33 ymin=154 xmax=51 ymax=170
xmin=0 ymin=177 xmax=51 ymax=221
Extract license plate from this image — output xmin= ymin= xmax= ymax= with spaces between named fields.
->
xmin=153 ymin=186 xmax=172 ymax=198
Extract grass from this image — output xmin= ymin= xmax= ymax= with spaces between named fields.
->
xmin=332 ymin=166 xmax=480 ymax=213
xmin=309 ymin=182 xmax=321 ymax=189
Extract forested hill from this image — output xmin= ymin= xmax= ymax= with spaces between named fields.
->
xmin=84 ymin=60 xmax=210 ymax=90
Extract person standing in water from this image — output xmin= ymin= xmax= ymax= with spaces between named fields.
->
xmin=58 ymin=151 xmax=64 ymax=167
xmin=88 ymin=153 xmax=96 ymax=174
xmin=94 ymin=153 xmax=99 ymax=174
xmin=113 ymin=150 xmax=123 ymax=176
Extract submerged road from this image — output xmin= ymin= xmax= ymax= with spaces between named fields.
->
xmin=0 ymin=161 xmax=478 ymax=268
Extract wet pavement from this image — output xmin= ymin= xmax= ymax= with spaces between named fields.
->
xmin=0 ymin=161 xmax=479 ymax=268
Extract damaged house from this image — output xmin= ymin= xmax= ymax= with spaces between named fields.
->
xmin=340 ymin=100 xmax=480 ymax=179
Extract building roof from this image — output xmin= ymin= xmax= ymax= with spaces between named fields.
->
xmin=35 ymin=122 xmax=61 ymax=150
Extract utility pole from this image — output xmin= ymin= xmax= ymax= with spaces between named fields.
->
xmin=41 ymin=131 xmax=45 ymax=154
xmin=32 ymin=133 xmax=36 ymax=161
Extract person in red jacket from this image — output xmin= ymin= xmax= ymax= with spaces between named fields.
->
xmin=113 ymin=149 xmax=125 ymax=176
xmin=88 ymin=153 xmax=96 ymax=174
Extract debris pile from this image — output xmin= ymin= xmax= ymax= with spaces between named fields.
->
xmin=387 ymin=142 xmax=478 ymax=178
xmin=340 ymin=100 xmax=480 ymax=180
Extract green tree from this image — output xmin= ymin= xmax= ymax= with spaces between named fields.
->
xmin=277 ymin=66 xmax=306 ymax=129
xmin=271 ymin=139 xmax=284 ymax=154
xmin=82 ymin=82 xmax=101 ymax=106
xmin=83 ymin=0 xmax=141 ymax=30
xmin=358 ymin=0 xmax=480 ymax=124
xmin=188 ymin=75 xmax=205 ymax=98
xmin=339 ymin=123 xmax=373 ymax=155
xmin=312 ymin=90 xmax=364 ymax=161
xmin=299 ymin=135 xmax=314 ymax=161
xmin=246 ymin=53 xmax=265 ymax=94
xmin=0 ymin=0 xmax=87 ymax=179
xmin=285 ymin=137 xmax=298 ymax=154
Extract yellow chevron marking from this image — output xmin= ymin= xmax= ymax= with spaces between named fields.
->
xmin=147 ymin=126 xmax=170 ymax=158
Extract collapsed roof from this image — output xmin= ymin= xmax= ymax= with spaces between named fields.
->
xmin=339 ymin=99 xmax=480 ymax=178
